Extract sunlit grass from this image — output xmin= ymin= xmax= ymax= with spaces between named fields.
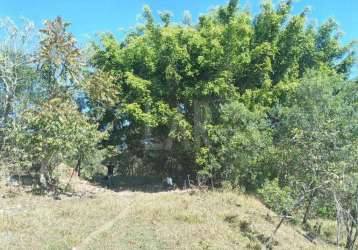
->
xmin=0 ymin=188 xmax=337 ymax=250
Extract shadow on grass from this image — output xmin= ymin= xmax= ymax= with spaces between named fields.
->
xmin=89 ymin=174 xmax=169 ymax=193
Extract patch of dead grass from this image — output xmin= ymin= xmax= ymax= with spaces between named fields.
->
xmin=0 ymin=187 xmax=338 ymax=250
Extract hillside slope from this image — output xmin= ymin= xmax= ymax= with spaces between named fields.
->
xmin=0 ymin=173 xmax=335 ymax=250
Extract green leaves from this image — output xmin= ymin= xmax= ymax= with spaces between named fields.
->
xmin=38 ymin=16 xmax=82 ymax=99
xmin=258 ymin=178 xmax=295 ymax=214
xmin=272 ymin=73 xmax=358 ymax=217
xmin=85 ymin=0 xmax=356 ymax=179
xmin=198 ymin=100 xmax=272 ymax=188
xmin=11 ymin=100 xmax=103 ymax=173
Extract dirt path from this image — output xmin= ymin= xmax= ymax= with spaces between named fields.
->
xmin=72 ymin=191 xmax=136 ymax=250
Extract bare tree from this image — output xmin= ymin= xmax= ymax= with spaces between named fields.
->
xmin=333 ymin=175 xmax=358 ymax=250
xmin=0 ymin=18 xmax=36 ymax=141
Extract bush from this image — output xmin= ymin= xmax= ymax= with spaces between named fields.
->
xmin=197 ymin=101 xmax=273 ymax=190
xmin=221 ymin=180 xmax=233 ymax=191
xmin=258 ymin=179 xmax=294 ymax=214
xmin=3 ymin=99 xmax=103 ymax=187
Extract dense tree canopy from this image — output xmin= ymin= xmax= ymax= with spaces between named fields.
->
xmin=0 ymin=1 xmax=357 ymax=246
xmin=84 ymin=0 xmax=355 ymax=182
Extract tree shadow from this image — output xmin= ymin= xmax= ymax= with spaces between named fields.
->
xmin=89 ymin=174 xmax=170 ymax=193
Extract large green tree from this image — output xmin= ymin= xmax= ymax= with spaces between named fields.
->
xmin=85 ymin=0 xmax=355 ymax=181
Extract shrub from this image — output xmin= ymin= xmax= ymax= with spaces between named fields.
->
xmin=3 ymin=99 xmax=103 ymax=187
xmin=221 ymin=181 xmax=233 ymax=191
xmin=258 ymin=179 xmax=294 ymax=214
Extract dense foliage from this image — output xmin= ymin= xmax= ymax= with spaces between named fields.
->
xmin=0 ymin=1 xmax=357 ymax=247
xmin=0 ymin=17 xmax=102 ymax=187
xmin=85 ymin=0 xmax=355 ymax=183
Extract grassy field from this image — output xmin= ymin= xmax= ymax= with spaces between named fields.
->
xmin=0 ymin=176 xmax=338 ymax=250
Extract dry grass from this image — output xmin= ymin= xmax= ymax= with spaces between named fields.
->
xmin=0 ymin=163 xmax=345 ymax=249
xmin=0 ymin=163 xmax=337 ymax=250
xmin=0 ymin=183 xmax=338 ymax=250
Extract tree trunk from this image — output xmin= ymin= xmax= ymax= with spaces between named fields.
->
xmin=187 ymin=175 xmax=191 ymax=188
xmin=346 ymin=229 xmax=352 ymax=249
xmin=0 ymin=94 xmax=13 ymax=151
xmin=350 ymin=226 xmax=358 ymax=250
xmin=76 ymin=156 xmax=82 ymax=177
xmin=302 ymin=190 xmax=317 ymax=225
xmin=106 ymin=165 xmax=114 ymax=188
xmin=39 ymin=164 xmax=50 ymax=189
xmin=345 ymin=221 xmax=358 ymax=250
xmin=3 ymin=93 xmax=13 ymax=125
xmin=107 ymin=165 xmax=114 ymax=177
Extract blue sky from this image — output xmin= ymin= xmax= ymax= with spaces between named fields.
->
xmin=0 ymin=0 xmax=357 ymax=75
xmin=0 ymin=0 xmax=357 ymax=44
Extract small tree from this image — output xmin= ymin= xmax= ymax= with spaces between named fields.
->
xmin=38 ymin=16 xmax=82 ymax=99
xmin=274 ymin=72 xmax=357 ymax=224
xmin=0 ymin=18 xmax=37 ymax=148
xmin=6 ymin=99 xmax=102 ymax=187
